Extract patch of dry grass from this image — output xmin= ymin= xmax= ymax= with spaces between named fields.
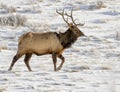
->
xmin=0 ymin=14 xmax=27 ymax=27
xmin=96 ymin=1 xmax=106 ymax=9
xmin=0 ymin=2 xmax=16 ymax=13
xmin=116 ymin=32 xmax=120 ymax=40
xmin=89 ymin=1 xmax=106 ymax=10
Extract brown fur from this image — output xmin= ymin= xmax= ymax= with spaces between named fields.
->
xmin=18 ymin=32 xmax=63 ymax=55
xmin=8 ymin=31 xmax=65 ymax=71
xmin=8 ymin=10 xmax=85 ymax=72
xmin=8 ymin=25 xmax=84 ymax=71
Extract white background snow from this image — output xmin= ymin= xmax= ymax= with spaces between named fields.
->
xmin=0 ymin=0 xmax=120 ymax=92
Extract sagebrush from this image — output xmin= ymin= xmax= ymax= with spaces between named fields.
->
xmin=0 ymin=14 xmax=26 ymax=26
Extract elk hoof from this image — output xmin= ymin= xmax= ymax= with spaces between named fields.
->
xmin=56 ymin=67 xmax=61 ymax=71
xmin=28 ymin=69 xmax=32 ymax=72
xmin=8 ymin=68 xmax=12 ymax=71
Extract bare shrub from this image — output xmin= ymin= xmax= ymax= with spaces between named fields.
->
xmin=0 ymin=2 xmax=7 ymax=9
xmin=0 ymin=14 xmax=27 ymax=27
xmin=89 ymin=1 xmax=106 ymax=10
xmin=36 ymin=0 xmax=43 ymax=2
xmin=0 ymin=2 xmax=16 ymax=13
xmin=0 ymin=42 xmax=8 ymax=51
xmin=116 ymin=32 xmax=120 ymax=40
xmin=96 ymin=1 xmax=106 ymax=9
xmin=1 ymin=46 xmax=8 ymax=50
xmin=6 ymin=6 xmax=16 ymax=13
xmin=51 ymin=0 xmax=60 ymax=2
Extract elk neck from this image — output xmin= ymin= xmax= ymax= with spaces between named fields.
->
xmin=56 ymin=28 xmax=78 ymax=49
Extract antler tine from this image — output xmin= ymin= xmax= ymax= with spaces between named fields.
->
xmin=71 ymin=10 xmax=85 ymax=26
xmin=63 ymin=9 xmax=77 ymax=26
xmin=56 ymin=9 xmax=64 ymax=15
xmin=70 ymin=9 xmax=78 ymax=26
xmin=56 ymin=9 xmax=69 ymax=26
xmin=65 ymin=9 xmax=85 ymax=26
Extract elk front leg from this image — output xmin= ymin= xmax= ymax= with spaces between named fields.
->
xmin=57 ymin=54 xmax=65 ymax=71
xmin=52 ymin=53 xmax=57 ymax=71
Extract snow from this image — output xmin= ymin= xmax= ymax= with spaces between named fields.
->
xmin=0 ymin=0 xmax=120 ymax=92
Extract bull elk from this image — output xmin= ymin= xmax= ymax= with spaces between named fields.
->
xmin=8 ymin=9 xmax=84 ymax=71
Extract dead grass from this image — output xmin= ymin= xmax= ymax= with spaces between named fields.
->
xmin=6 ymin=6 xmax=16 ymax=13
xmin=0 ymin=2 xmax=8 ymax=9
xmin=36 ymin=0 xmax=43 ymax=2
xmin=89 ymin=1 xmax=106 ymax=10
xmin=116 ymin=32 xmax=120 ymax=40
xmin=0 ymin=2 xmax=16 ymax=13
xmin=0 ymin=45 xmax=8 ymax=50
xmin=96 ymin=1 xmax=106 ymax=9
xmin=0 ymin=14 xmax=27 ymax=27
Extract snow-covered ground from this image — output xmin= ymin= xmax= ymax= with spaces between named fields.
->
xmin=0 ymin=0 xmax=120 ymax=92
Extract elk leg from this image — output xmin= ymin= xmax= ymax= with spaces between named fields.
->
xmin=52 ymin=53 xmax=57 ymax=71
xmin=8 ymin=53 xmax=23 ymax=71
xmin=24 ymin=53 xmax=32 ymax=71
xmin=57 ymin=54 xmax=65 ymax=71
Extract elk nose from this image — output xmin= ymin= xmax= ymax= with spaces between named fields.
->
xmin=81 ymin=32 xmax=85 ymax=36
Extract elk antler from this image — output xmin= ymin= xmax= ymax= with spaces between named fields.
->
xmin=56 ymin=9 xmax=70 ymax=26
xmin=64 ymin=9 xmax=84 ymax=26
xmin=56 ymin=9 xmax=85 ymax=26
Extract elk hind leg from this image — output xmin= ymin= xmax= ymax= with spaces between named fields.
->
xmin=24 ymin=53 xmax=32 ymax=71
xmin=8 ymin=53 xmax=23 ymax=71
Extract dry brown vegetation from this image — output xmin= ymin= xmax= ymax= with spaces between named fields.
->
xmin=0 ymin=14 xmax=27 ymax=27
xmin=0 ymin=2 xmax=16 ymax=13
xmin=89 ymin=1 xmax=106 ymax=10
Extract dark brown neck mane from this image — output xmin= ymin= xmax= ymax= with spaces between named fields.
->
xmin=56 ymin=28 xmax=78 ymax=49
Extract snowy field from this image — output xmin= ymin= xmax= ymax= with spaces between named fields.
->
xmin=0 ymin=0 xmax=120 ymax=92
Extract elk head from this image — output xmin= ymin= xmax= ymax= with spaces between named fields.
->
xmin=56 ymin=9 xmax=84 ymax=37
